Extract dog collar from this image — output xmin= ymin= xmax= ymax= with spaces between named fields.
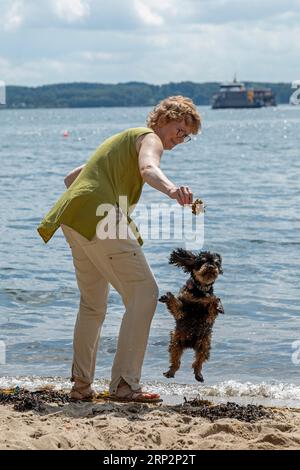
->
xmin=188 ymin=277 xmax=214 ymax=294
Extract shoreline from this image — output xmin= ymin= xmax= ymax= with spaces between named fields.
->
xmin=1 ymin=376 xmax=300 ymax=410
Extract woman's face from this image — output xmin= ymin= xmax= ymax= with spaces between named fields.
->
xmin=155 ymin=120 xmax=193 ymax=150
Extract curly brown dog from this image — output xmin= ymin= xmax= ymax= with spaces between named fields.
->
xmin=159 ymin=248 xmax=224 ymax=382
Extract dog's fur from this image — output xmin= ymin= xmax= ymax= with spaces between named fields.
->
xmin=159 ymin=249 xmax=224 ymax=382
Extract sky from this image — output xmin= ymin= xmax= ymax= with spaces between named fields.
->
xmin=0 ymin=0 xmax=300 ymax=86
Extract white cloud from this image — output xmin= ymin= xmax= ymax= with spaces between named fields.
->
xmin=1 ymin=0 xmax=300 ymax=31
xmin=52 ymin=0 xmax=90 ymax=22
xmin=3 ymin=1 xmax=24 ymax=32
xmin=134 ymin=0 xmax=164 ymax=26
xmin=0 ymin=0 xmax=175 ymax=31
xmin=0 ymin=0 xmax=300 ymax=85
xmin=81 ymin=51 xmax=112 ymax=61
xmin=178 ymin=0 xmax=300 ymax=26
xmin=0 ymin=56 xmax=66 ymax=84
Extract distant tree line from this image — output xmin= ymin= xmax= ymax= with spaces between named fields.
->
xmin=4 ymin=81 xmax=293 ymax=108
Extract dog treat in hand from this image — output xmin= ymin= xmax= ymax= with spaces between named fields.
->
xmin=191 ymin=198 xmax=205 ymax=215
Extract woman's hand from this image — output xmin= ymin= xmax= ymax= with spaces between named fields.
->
xmin=167 ymin=186 xmax=193 ymax=206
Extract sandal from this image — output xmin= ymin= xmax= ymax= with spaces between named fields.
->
xmin=70 ymin=378 xmax=95 ymax=402
xmin=110 ymin=384 xmax=162 ymax=403
xmin=70 ymin=389 xmax=95 ymax=402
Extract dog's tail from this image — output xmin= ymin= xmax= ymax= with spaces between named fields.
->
xmin=169 ymin=248 xmax=196 ymax=273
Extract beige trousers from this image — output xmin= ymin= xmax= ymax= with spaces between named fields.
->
xmin=61 ymin=224 xmax=159 ymax=394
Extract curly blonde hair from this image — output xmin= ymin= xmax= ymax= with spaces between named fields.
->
xmin=147 ymin=96 xmax=201 ymax=134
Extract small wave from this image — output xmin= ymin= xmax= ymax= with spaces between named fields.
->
xmin=1 ymin=377 xmax=299 ymax=405
xmin=203 ymin=380 xmax=300 ymax=401
xmin=247 ymin=239 xmax=300 ymax=246
xmin=0 ymin=376 xmax=74 ymax=391
xmin=2 ymin=288 xmax=76 ymax=306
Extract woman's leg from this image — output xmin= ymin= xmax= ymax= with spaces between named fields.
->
xmin=61 ymin=225 xmax=109 ymax=386
xmin=108 ymin=261 xmax=159 ymax=395
xmin=64 ymin=228 xmax=159 ymax=394
xmin=88 ymin=239 xmax=159 ymax=395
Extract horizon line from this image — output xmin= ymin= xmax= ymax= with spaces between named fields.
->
xmin=5 ymin=79 xmax=293 ymax=89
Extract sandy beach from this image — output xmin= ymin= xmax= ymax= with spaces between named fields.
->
xmin=1 ymin=395 xmax=300 ymax=450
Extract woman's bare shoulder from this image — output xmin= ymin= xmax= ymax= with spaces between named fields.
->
xmin=136 ymin=132 xmax=162 ymax=153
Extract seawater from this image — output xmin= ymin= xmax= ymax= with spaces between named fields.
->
xmin=0 ymin=105 xmax=300 ymax=405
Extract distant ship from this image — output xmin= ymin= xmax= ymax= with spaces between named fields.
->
xmin=212 ymin=77 xmax=276 ymax=109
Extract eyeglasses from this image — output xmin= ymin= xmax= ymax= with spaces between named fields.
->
xmin=176 ymin=128 xmax=191 ymax=143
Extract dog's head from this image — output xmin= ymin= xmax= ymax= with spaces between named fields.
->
xmin=169 ymin=248 xmax=223 ymax=286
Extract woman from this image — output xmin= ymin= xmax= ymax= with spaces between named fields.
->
xmin=37 ymin=95 xmax=201 ymax=402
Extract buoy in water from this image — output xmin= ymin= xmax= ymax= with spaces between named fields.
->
xmin=63 ymin=130 xmax=69 ymax=138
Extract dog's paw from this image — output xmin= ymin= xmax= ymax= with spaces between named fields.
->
xmin=195 ymin=373 xmax=204 ymax=383
xmin=159 ymin=292 xmax=174 ymax=303
xmin=163 ymin=370 xmax=175 ymax=378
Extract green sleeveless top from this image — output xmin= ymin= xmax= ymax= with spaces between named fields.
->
xmin=37 ymin=127 xmax=154 ymax=246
